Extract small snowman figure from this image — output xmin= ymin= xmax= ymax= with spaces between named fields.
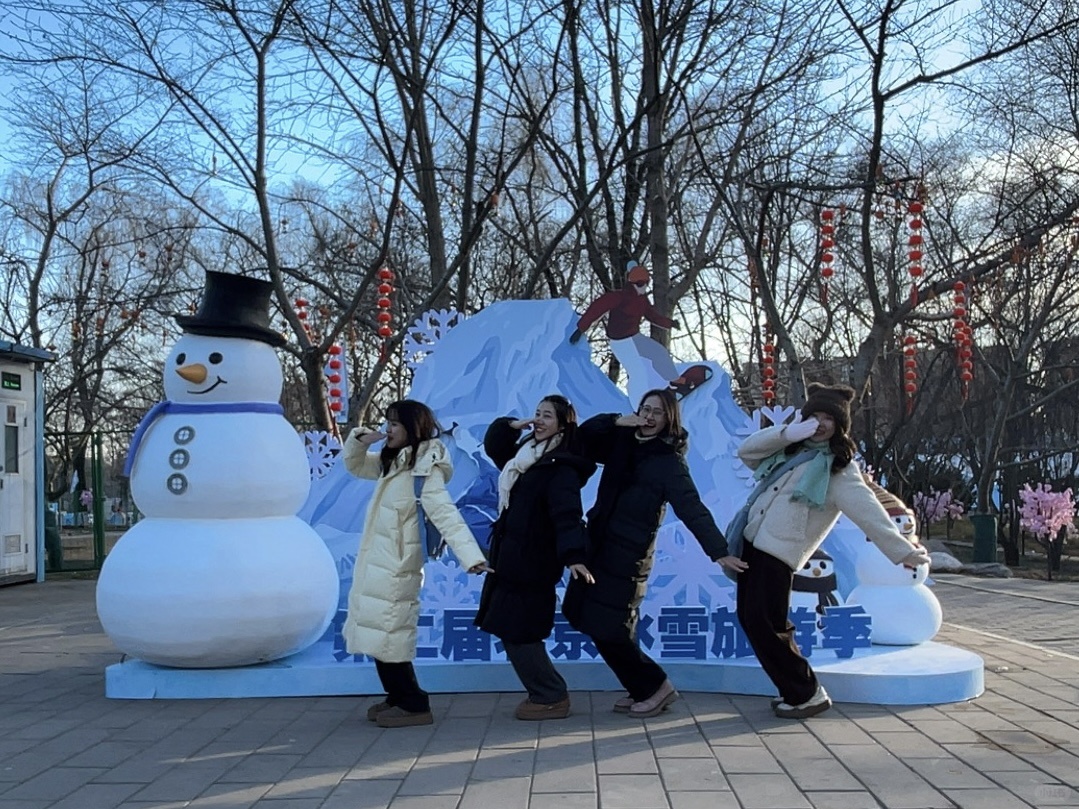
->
xmin=844 ymin=482 xmax=942 ymax=645
xmin=97 ymin=271 xmax=339 ymax=667
xmin=790 ymin=549 xmax=840 ymax=645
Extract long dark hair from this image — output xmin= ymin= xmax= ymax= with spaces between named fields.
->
xmin=532 ymin=394 xmax=579 ymax=454
xmin=380 ymin=399 xmax=440 ymax=475
xmin=637 ymin=388 xmax=686 ymax=451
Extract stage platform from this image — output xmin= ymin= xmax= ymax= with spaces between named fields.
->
xmin=105 ymin=640 xmax=983 ymax=705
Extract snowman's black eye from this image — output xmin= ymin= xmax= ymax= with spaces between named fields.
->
xmin=803 ymin=562 xmax=810 ymax=569
xmin=208 ymin=352 xmax=223 ymax=364
xmin=176 ymin=353 xmax=186 ymax=364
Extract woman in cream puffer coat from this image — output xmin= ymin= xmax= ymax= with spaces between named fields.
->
xmin=342 ymin=400 xmax=488 ymax=728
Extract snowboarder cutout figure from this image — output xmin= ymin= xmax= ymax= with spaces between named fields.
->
xmin=569 ymin=260 xmax=711 ymax=403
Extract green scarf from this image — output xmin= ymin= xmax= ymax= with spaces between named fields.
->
xmin=753 ymin=440 xmax=834 ymax=508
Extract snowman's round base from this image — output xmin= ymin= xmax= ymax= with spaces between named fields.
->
xmin=104 ymin=640 xmax=983 ymax=705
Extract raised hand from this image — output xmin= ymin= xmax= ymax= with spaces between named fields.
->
xmin=355 ymin=428 xmax=386 ymax=446
xmin=615 ymin=413 xmax=647 ymax=428
xmin=509 ymin=417 xmax=535 ymax=431
xmin=784 ymin=414 xmax=819 ymax=443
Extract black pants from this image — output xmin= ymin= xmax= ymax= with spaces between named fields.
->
xmin=374 ymin=659 xmax=430 ymax=713
xmin=502 ymin=641 xmax=568 ymax=704
xmin=736 ymin=541 xmax=819 ymax=706
xmin=593 ymin=638 xmax=667 ymax=702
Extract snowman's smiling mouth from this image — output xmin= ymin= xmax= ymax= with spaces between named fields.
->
xmin=191 ymin=377 xmax=227 ymax=394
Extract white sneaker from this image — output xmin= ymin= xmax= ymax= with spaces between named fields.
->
xmin=773 ymin=685 xmax=832 ymax=719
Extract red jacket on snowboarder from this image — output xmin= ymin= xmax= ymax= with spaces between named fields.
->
xmin=576 ymin=287 xmax=675 ymax=341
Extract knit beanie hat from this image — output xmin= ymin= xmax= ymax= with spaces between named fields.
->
xmin=800 ymin=382 xmax=855 ymax=436
xmin=865 ymin=478 xmax=908 ymax=516
xmin=865 ymin=478 xmax=917 ymax=536
xmin=626 ymin=260 xmax=651 ymax=284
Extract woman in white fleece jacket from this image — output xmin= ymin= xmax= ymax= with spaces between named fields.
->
xmin=736 ymin=383 xmax=930 ymax=719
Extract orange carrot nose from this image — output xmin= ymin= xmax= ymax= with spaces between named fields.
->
xmin=176 ymin=363 xmax=208 ymax=383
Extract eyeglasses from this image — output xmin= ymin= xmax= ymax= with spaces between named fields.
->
xmin=638 ymin=405 xmax=667 ymax=418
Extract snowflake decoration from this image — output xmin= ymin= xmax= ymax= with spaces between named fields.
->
xmin=404 ymin=308 xmax=466 ymax=370
xmin=304 ymin=430 xmax=342 ymax=480
xmin=728 ymin=404 xmax=798 ymax=486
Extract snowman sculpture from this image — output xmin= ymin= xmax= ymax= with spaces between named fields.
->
xmin=844 ymin=483 xmax=942 ymax=645
xmin=96 ymin=271 xmax=339 ymax=668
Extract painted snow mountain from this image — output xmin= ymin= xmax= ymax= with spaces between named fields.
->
xmin=300 ymin=298 xmax=873 ymax=624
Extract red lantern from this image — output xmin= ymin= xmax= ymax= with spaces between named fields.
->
xmin=378 ymin=283 xmax=393 ymax=295
xmin=377 ymin=311 xmax=392 ymax=323
xmin=328 ymin=373 xmax=341 ymax=383
xmin=378 ymin=325 xmax=392 ymax=337
xmin=378 ymin=267 xmax=394 ymax=281
xmin=328 ymin=345 xmax=342 ymax=355
xmin=329 ymin=401 xmax=343 ymax=412
xmin=378 ymin=297 xmax=391 ymax=308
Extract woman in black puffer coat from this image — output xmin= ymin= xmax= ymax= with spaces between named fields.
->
xmin=475 ymin=394 xmax=597 ymax=721
xmin=562 ymin=388 xmax=745 ymax=718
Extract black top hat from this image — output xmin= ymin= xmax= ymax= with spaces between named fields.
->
xmin=175 ymin=271 xmax=286 ymax=347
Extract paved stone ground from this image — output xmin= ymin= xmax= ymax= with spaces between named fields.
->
xmin=2 ymin=576 xmax=1078 ymax=809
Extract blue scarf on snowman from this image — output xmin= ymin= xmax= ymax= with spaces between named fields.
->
xmin=123 ymin=400 xmax=284 ymax=477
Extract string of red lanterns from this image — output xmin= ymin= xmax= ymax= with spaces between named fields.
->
xmin=953 ymin=281 xmax=973 ymax=400
xmin=761 ymin=336 xmax=776 ymax=405
xmin=907 ymin=199 xmax=924 ymax=307
xmin=294 ymin=296 xmax=312 ymax=341
xmin=376 ymin=266 xmax=395 ymax=361
xmin=819 ymin=209 xmax=836 ymax=304
xmin=326 ymin=344 xmax=345 ymax=418
xmin=376 ymin=267 xmax=395 ymax=339
xmin=902 ymin=333 xmax=918 ymax=414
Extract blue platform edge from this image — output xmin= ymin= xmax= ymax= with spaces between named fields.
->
xmin=105 ymin=641 xmax=983 ymax=705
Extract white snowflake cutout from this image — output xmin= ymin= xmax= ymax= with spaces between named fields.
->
xmin=304 ymin=430 xmax=342 ymax=479
xmin=404 ymin=308 xmax=466 ymax=370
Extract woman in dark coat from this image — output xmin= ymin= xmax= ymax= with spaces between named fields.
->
xmin=563 ymin=388 xmax=746 ymax=718
xmin=475 ymin=394 xmax=597 ymax=720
